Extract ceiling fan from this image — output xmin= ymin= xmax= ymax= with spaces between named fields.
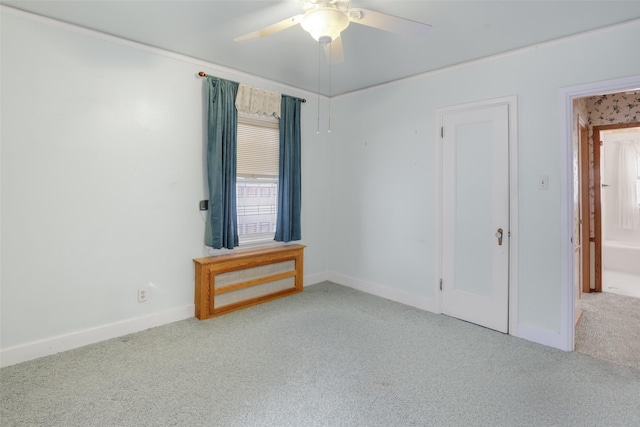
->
xmin=234 ymin=0 xmax=432 ymax=63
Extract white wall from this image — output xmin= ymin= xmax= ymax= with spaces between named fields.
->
xmin=327 ymin=21 xmax=640 ymax=339
xmin=0 ymin=9 xmax=329 ymax=364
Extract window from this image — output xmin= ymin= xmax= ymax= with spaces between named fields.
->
xmin=236 ymin=114 xmax=279 ymax=243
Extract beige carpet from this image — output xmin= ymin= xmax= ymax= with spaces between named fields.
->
xmin=575 ymin=291 xmax=640 ymax=371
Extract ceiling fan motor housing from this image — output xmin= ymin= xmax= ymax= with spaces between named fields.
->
xmin=301 ymin=7 xmax=350 ymax=42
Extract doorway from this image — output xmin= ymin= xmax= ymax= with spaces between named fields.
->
xmin=564 ymin=80 xmax=640 ymax=361
xmin=572 ymin=90 xmax=640 ymax=370
xmin=560 ymin=75 xmax=640 ymax=352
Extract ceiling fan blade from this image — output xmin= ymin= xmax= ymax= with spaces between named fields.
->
xmin=323 ymin=36 xmax=345 ymax=64
xmin=234 ymin=15 xmax=303 ymax=42
xmin=352 ymin=8 xmax=432 ymax=37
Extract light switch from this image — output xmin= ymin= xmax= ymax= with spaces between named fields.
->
xmin=538 ymin=175 xmax=549 ymax=190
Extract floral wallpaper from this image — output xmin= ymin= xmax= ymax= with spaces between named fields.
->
xmin=587 ymin=92 xmax=640 ymax=125
xmin=585 ymin=91 xmax=640 ymax=238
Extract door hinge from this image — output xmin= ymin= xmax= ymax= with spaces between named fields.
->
xmin=600 ymin=140 xmax=603 ymax=146
xmin=441 ymin=127 xmax=444 ymax=138
xmin=440 ymin=278 xmax=443 ymax=291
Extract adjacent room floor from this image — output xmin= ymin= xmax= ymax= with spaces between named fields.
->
xmin=575 ymin=270 xmax=640 ymax=371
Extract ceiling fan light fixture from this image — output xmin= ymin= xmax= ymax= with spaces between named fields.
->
xmin=301 ymin=7 xmax=350 ymax=43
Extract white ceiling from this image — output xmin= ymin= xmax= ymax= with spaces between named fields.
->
xmin=3 ymin=1 xmax=640 ymax=96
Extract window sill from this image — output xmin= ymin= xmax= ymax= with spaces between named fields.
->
xmin=206 ymin=239 xmax=289 ymax=257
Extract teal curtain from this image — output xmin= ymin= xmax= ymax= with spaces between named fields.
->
xmin=204 ymin=76 xmax=239 ymax=249
xmin=275 ymin=95 xmax=302 ymax=242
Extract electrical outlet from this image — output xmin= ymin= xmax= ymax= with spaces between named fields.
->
xmin=138 ymin=287 xmax=148 ymax=303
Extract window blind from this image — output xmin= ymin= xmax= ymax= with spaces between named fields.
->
xmin=237 ymin=114 xmax=279 ymax=178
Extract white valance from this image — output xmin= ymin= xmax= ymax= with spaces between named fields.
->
xmin=235 ymin=84 xmax=281 ymax=119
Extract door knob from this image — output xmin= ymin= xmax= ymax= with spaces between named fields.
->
xmin=495 ymin=228 xmax=503 ymax=246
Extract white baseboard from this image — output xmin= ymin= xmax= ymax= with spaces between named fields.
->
xmin=516 ymin=324 xmax=569 ymax=351
xmin=0 ymin=274 xmax=571 ymax=368
xmin=0 ymin=305 xmax=194 ymax=368
xmin=330 ymin=272 xmax=569 ymax=351
xmin=304 ymin=271 xmax=330 ymax=286
xmin=1 ymin=271 xmax=331 ymax=368
xmin=328 ymin=272 xmax=440 ymax=314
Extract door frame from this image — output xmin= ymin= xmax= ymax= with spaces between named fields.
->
xmin=579 ymin=116 xmax=590 ymax=294
xmin=559 ymin=74 xmax=640 ymax=351
xmin=434 ymin=95 xmax=519 ymax=336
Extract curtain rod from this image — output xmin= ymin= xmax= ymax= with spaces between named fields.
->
xmin=198 ymin=71 xmax=306 ymax=103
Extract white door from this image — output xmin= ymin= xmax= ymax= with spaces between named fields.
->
xmin=441 ymin=103 xmax=510 ymax=333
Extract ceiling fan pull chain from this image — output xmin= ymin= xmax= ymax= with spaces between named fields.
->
xmin=317 ymin=40 xmax=322 ymax=134
xmin=328 ymin=40 xmax=332 ymax=133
